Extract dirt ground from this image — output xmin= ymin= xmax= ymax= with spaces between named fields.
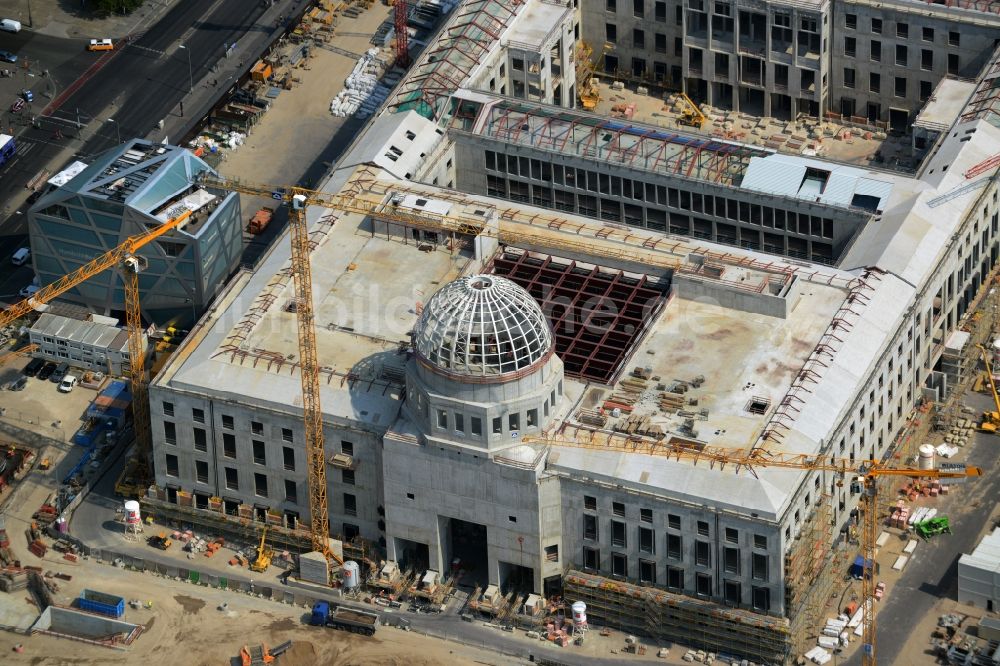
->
xmin=0 ymin=559 xmax=503 ymax=666
xmin=215 ymin=4 xmax=391 ymax=220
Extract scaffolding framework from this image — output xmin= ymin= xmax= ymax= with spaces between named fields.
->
xmin=472 ymin=99 xmax=770 ymax=186
xmin=389 ymin=0 xmax=524 ymax=120
xmin=563 ymin=570 xmax=790 ymax=664
xmin=785 ymin=493 xmax=839 ymax=656
xmin=489 ymin=249 xmax=667 ymax=383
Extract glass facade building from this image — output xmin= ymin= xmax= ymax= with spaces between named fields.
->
xmin=27 ymin=140 xmax=243 ymax=328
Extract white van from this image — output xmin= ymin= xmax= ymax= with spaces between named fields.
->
xmin=11 ymin=247 xmax=29 ymax=266
xmin=0 ymin=19 xmax=22 ymax=33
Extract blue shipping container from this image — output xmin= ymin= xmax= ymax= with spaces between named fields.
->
xmin=78 ymin=589 xmax=125 ymax=618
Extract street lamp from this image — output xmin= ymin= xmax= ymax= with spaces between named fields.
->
xmin=178 ymin=44 xmax=193 ymax=93
xmin=106 ymin=118 xmax=120 ymax=144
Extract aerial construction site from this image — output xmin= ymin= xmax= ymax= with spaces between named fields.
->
xmin=4 ymin=0 xmax=1000 ymax=664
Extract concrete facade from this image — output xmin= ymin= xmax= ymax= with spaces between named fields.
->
xmin=147 ymin=384 xmax=387 ymax=542
xmin=580 ymin=0 xmax=1000 ymax=125
xmin=959 ymin=527 xmax=1000 ymax=611
xmin=452 ymin=132 xmax=869 ymax=264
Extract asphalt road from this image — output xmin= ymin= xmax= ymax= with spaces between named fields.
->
xmin=843 ymin=389 xmax=1000 ymax=665
xmin=0 ymin=0 xmax=292 ymax=303
xmin=68 ymin=446 xmax=632 ymax=666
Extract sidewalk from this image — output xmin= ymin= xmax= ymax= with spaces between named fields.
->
xmin=148 ymin=0 xmax=315 ymax=148
xmin=7 ymin=0 xmax=182 ymax=39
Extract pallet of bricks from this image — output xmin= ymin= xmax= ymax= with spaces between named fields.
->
xmin=26 ymin=512 xmax=53 ymax=558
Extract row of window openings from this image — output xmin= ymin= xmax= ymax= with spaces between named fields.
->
xmin=435 ymin=407 xmax=543 ymax=434
xmin=843 ymin=39 xmax=945 ymax=73
xmin=161 ymin=424 xmax=355 ymax=469
xmin=164 ymin=456 xmax=356 ymax=504
xmin=427 ymin=389 xmax=557 ymax=435
xmin=843 ymin=70 xmax=917 ymax=98
xmin=583 ymin=498 xmax=770 ymax=547
xmin=585 ymin=518 xmax=768 ymax=572
xmin=581 ymin=548 xmax=772 ymax=610
xmin=843 ymin=14 xmax=960 ymax=47
xmin=484 ymin=154 xmax=837 ymax=237
xmin=605 ymin=0 xmax=672 ymax=22
xmin=161 ymin=402 xmax=295 ymax=441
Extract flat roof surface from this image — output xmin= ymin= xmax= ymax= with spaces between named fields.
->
xmin=156 ymin=196 xmax=472 ymax=427
xmin=507 ymin=0 xmax=569 ymax=48
xmin=566 ymin=278 xmax=847 ymax=451
xmin=915 ymin=79 xmax=978 ymax=131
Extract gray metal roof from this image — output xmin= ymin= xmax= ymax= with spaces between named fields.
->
xmin=30 ymin=313 xmax=128 ymax=351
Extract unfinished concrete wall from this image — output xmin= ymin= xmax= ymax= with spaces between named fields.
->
xmin=672 ymin=273 xmax=791 ymax=318
xmin=452 ymin=133 xmax=870 ymax=265
xmin=830 ymin=0 xmax=1000 ymax=126
xmin=147 ymin=385 xmax=386 ymax=543
xmin=382 ymin=426 xmax=550 ymax=592
xmin=559 ymin=476 xmax=784 ymax=614
xmin=31 ymin=606 xmax=141 ymax=646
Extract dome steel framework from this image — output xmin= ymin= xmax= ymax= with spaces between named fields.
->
xmin=414 ymin=274 xmax=553 ymax=379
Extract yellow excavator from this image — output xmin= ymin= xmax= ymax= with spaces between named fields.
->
xmin=577 ymin=42 xmax=613 ymax=111
xmin=249 ymin=526 xmax=273 ymax=573
xmin=978 ymin=344 xmax=1000 ymax=433
xmin=677 ymin=92 xmax=706 ymax=129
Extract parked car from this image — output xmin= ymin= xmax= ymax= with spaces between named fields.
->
xmin=50 ymin=361 xmax=69 ymax=383
xmin=0 ymin=50 xmax=16 ymax=64
xmin=0 ymin=19 xmax=21 ymax=33
xmin=20 ymin=89 xmax=32 ymax=103
xmin=37 ymin=361 xmax=56 ymax=380
xmin=18 ymin=284 xmax=39 ymax=299
xmin=58 ymin=374 xmax=78 ymax=393
xmin=7 ymin=376 xmax=27 ymax=391
xmin=23 ymin=357 xmax=45 ymax=377
xmin=11 ymin=247 xmax=29 ymax=265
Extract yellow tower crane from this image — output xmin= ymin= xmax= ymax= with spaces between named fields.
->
xmin=523 ymin=433 xmax=982 ymax=666
xmin=0 ymin=210 xmax=193 ymax=490
xmin=976 ymin=344 xmax=1000 ymax=432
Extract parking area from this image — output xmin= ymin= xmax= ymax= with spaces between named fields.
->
xmin=0 ymin=353 xmax=99 ymax=442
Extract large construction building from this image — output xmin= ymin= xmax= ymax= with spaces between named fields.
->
xmin=145 ymin=0 xmax=1000 ymax=662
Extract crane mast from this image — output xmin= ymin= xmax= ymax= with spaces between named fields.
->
xmin=0 ymin=210 xmax=192 ymax=488
xmin=287 ymin=193 xmax=334 ymax=569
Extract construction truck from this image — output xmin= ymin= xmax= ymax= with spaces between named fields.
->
xmin=249 ymin=526 xmax=273 ymax=573
xmin=310 ymin=601 xmax=380 ymax=636
xmin=677 ymin=92 xmax=706 ymax=129
xmin=977 ymin=345 xmax=1000 ymax=432
xmin=247 ymin=207 xmax=275 ymax=235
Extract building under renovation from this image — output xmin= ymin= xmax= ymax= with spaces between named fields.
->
xmin=147 ymin=0 xmax=1000 ymax=662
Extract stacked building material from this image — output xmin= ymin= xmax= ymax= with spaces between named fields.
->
xmin=575 ymin=409 xmax=607 ymax=427
xmin=299 ymin=551 xmax=329 ymax=584
xmin=0 ymin=569 xmax=27 ymax=592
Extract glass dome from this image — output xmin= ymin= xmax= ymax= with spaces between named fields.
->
xmin=413 ymin=275 xmax=553 ymax=379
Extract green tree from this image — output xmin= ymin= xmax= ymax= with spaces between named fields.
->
xmin=95 ymin=0 xmax=146 ymax=14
